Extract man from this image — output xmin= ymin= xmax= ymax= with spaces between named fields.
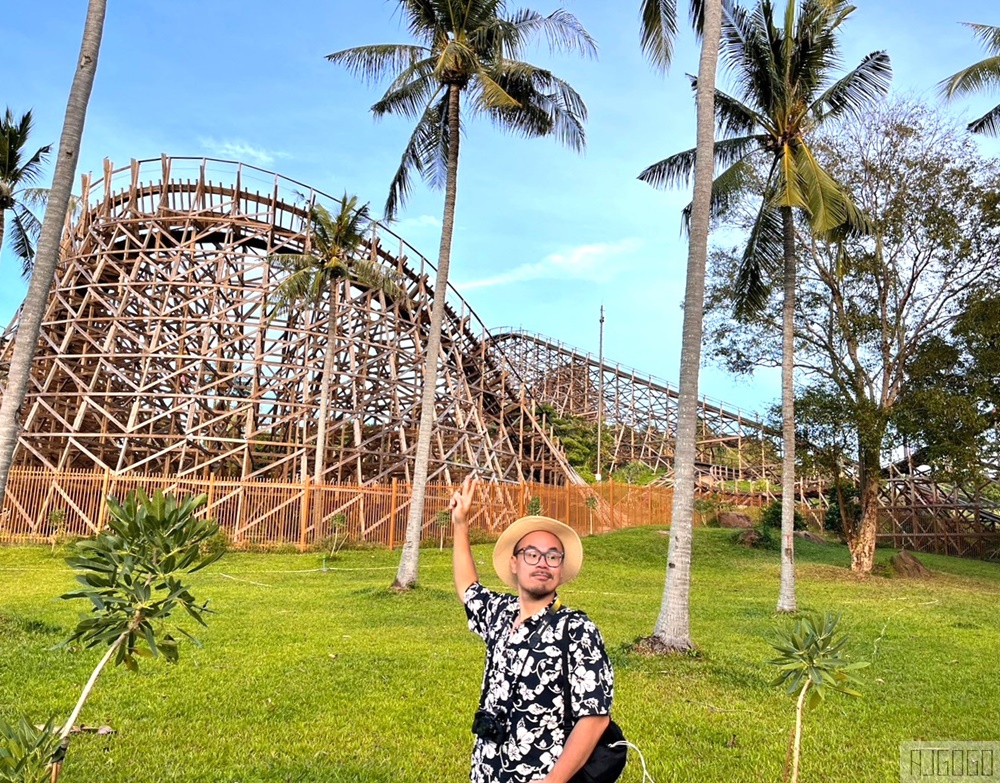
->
xmin=450 ymin=476 xmax=615 ymax=783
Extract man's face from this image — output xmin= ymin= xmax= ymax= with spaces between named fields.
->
xmin=510 ymin=530 xmax=564 ymax=599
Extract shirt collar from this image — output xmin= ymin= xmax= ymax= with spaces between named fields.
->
xmin=520 ymin=593 xmax=562 ymax=626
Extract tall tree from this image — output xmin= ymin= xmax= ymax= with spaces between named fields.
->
xmin=0 ymin=108 xmax=51 ymax=278
xmin=638 ymin=0 xmax=723 ymax=653
xmin=640 ymin=0 xmax=890 ymax=611
xmin=941 ymin=23 xmax=1000 ymax=135
xmin=267 ymin=196 xmax=407 ymax=484
xmin=0 ymin=0 xmax=107 ymax=511
xmin=703 ymin=102 xmax=1000 ymax=572
xmin=328 ymin=0 xmax=594 ymax=590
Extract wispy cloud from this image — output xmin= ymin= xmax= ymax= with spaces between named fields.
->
xmin=394 ymin=214 xmax=441 ymax=231
xmin=458 ymin=239 xmax=643 ymax=290
xmin=199 ymin=138 xmax=290 ymax=166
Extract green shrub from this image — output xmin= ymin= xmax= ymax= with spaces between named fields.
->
xmin=760 ymin=500 xmax=806 ymax=531
xmin=825 ymin=486 xmax=860 ymax=535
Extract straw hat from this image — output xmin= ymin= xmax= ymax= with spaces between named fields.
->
xmin=492 ymin=515 xmax=583 ymax=588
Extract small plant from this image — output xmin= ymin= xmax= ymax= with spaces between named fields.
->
xmin=0 ymin=488 xmax=223 ymax=781
xmin=760 ymin=500 xmax=807 ymax=531
xmin=766 ymin=613 xmax=868 ymax=783
xmin=585 ymin=495 xmax=598 ymax=535
xmin=321 ymin=513 xmax=349 ymax=569
xmin=434 ymin=509 xmax=451 ymax=550
xmin=526 ymin=496 xmax=542 ymax=516
xmin=48 ymin=508 xmax=67 ymax=554
xmin=0 ymin=717 xmax=61 ymax=783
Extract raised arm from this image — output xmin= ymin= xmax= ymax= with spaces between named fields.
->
xmin=451 ymin=474 xmax=479 ymax=601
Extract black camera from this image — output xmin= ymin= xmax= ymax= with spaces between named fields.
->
xmin=471 ymin=709 xmax=507 ymax=744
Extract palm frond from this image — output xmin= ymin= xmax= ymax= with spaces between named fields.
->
xmin=473 ymin=71 xmax=521 ymax=111
xmin=734 ymin=199 xmax=784 ymax=316
xmin=397 ymin=0 xmax=439 ymax=46
xmin=968 ymin=101 xmax=1000 ymax=136
xmin=941 ymin=54 xmax=1000 ymax=100
xmin=372 ymin=57 xmax=441 ymax=119
xmin=787 ymin=141 xmax=856 ymax=231
xmin=482 ymin=63 xmax=587 ymax=151
xmin=681 ymin=155 xmax=760 ymax=233
xmin=326 ymin=44 xmax=429 ymax=85
xmin=385 ymin=91 xmax=451 ymax=219
xmin=640 ymin=0 xmax=679 ymax=70
xmin=502 ymin=8 xmax=597 ymax=59
xmin=432 ymin=39 xmax=479 ymax=84
xmin=9 ymin=204 xmax=41 ymax=278
xmin=688 ymin=77 xmax=767 ymax=137
xmin=811 ymin=51 xmax=891 ymax=122
xmin=639 ymin=134 xmax=763 ymax=190
xmin=967 ymin=22 xmax=1000 ymax=55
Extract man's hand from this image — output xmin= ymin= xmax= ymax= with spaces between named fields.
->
xmin=450 ymin=473 xmax=477 ymax=527
xmin=451 ymin=473 xmax=480 ymax=600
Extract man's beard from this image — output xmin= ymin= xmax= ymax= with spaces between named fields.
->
xmin=521 ymin=580 xmax=557 ymax=601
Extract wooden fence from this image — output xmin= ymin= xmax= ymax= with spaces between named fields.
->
xmin=0 ymin=468 xmax=675 ymax=549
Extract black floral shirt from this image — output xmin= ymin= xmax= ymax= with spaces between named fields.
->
xmin=463 ymin=582 xmax=614 ymax=783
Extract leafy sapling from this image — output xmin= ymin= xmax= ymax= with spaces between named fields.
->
xmin=47 ymin=488 xmax=222 ymax=780
xmin=766 ymin=613 xmax=868 ymax=783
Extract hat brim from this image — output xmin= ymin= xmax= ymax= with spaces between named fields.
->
xmin=492 ymin=516 xmax=583 ymax=588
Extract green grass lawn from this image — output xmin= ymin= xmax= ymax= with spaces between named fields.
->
xmin=2 ymin=528 xmax=999 ymax=782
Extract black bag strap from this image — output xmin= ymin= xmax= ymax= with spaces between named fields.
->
xmin=556 ymin=609 xmax=577 ymax=731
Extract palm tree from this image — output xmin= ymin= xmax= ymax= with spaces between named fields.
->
xmin=0 ymin=0 xmax=107 ymax=512
xmin=639 ymin=0 xmax=724 ymax=653
xmin=267 ymin=196 xmax=407 ymax=484
xmin=0 ymin=108 xmax=51 ymax=278
xmin=941 ymin=23 xmax=1000 ymax=135
xmin=329 ymin=0 xmax=595 ymax=590
xmin=640 ymin=0 xmax=890 ymax=613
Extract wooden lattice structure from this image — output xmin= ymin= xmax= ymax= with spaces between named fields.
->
xmin=0 ymin=157 xmax=579 ymax=486
xmin=878 ymin=464 xmax=1000 ymax=559
xmin=489 ymin=330 xmax=782 ymax=481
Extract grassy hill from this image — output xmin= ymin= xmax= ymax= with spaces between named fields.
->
xmin=2 ymin=528 xmax=998 ymax=782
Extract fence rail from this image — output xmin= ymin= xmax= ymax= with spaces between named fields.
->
xmin=6 ymin=467 xmax=999 ymax=561
xmin=0 ymin=468 xmax=675 ymax=549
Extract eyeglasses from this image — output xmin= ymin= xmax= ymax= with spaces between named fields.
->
xmin=514 ymin=546 xmax=565 ymax=568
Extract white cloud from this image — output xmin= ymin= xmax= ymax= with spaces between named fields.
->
xmin=199 ymin=138 xmax=290 ymax=166
xmin=458 ymin=238 xmax=643 ymax=290
xmin=395 ymin=214 xmax=441 ymax=231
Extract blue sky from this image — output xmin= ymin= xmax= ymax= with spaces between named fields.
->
xmin=2 ymin=0 xmax=998 ymax=418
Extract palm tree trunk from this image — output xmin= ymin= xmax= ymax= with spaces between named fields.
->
xmin=0 ymin=217 xmax=6 ymax=259
xmin=314 ymin=283 xmax=340 ymax=484
xmin=0 ymin=0 xmax=106 ymax=509
xmin=651 ymin=0 xmax=724 ymax=650
xmin=777 ymin=205 xmax=798 ymax=613
xmin=393 ymin=84 xmax=462 ymax=590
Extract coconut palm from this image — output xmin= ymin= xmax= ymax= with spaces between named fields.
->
xmin=640 ymin=0 xmax=890 ymax=612
xmin=267 ymin=196 xmax=407 ymax=484
xmin=941 ymin=23 xmax=1000 ymax=135
xmin=0 ymin=108 xmax=51 ymax=279
xmin=328 ymin=0 xmax=594 ymax=590
xmin=638 ymin=0 xmax=724 ymax=652
xmin=0 ymin=0 xmax=107 ymax=512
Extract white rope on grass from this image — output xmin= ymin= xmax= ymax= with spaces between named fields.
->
xmin=611 ymin=740 xmax=657 ymax=783
xmin=218 ymin=573 xmax=272 ymax=587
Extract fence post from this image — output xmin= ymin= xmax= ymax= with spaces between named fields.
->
xmin=609 ymin=480 xmax=615 ymax=531
xmin=300 ymin=475 xmax=312 ymax=552
xmin=389 ymin=478 xmax=398 ymax=550
xmin=96 ymin=468 xmax=112 ymax=532
xmin=206 ymin=473 xmax=216 ymax=515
